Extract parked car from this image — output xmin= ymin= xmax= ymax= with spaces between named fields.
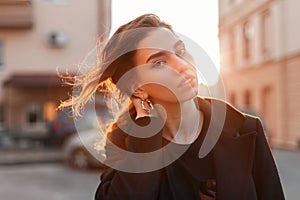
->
xmin=63 ymin=127 xmax=107 ymax=169
xmin=53 ymin=105 xmax=112 ymax=169
xmin=62 ymin=109 xmax=112 ymax=169
xmin=0 ymin=131 xmax=14 ymax=149
xmin=48 ymin=107 xmax=103 ymax=146
xmin=48 ymin=109 xmax=76 ymax=147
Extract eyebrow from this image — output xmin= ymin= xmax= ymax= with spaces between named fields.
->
xmin=145 ymin=40 xmax=184 ymax=63
xmin=146 ymin=51 xmax=166 ymax=63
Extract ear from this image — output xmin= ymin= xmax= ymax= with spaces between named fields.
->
xmin=132 ymin=88 xmax=148 ymax=100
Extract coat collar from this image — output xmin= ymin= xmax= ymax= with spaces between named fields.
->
xmin=196 ymin=97 xmax=257 ymax=199
xmin=195 ymin=96 xmax=247 ymax=158
xmin=196 ymin=96 xmax=246 ymax=135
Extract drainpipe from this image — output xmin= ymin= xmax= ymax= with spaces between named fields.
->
xmin=98 ymin=0 xmax=112 ymax=42
xmin=279 ymin=0 xmax=288 ymax=148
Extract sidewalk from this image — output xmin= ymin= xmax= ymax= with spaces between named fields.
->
xmin=0 ymin=148 xmax=64 ymax=165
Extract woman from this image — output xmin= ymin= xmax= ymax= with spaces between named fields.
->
xmin=59 ymin=14 xmax=285 ymax=199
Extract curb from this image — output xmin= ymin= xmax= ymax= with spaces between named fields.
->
xmin=0 ymin=149 xmax=64 ymax=166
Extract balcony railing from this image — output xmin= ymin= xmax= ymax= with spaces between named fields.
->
xmin=0 ymin=0 xmax=33 ymax=29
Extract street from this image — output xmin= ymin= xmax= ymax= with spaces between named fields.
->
xmin=0 ymin=149 xmax=299 ymax=200
xmin=273 ymin=149 xmax=300 ymax=200
xmin=0 ymin=163 xmax=101 ymax=200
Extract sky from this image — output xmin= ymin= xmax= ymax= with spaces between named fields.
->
xmin=110 ymin=0 xmax=220 ymax=70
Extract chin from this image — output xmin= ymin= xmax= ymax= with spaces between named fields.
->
xmin=177 ymin=90 xmax=198 ymax=102
xmin=151 ymin=86 xmax=198 ymax=104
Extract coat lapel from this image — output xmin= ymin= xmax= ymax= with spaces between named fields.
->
xmin=213 ymin=130 xmax=257 ymax=199
xmin=197 ymin=97 xmax=257 ymax=199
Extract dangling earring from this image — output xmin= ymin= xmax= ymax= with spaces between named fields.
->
xmin=141 ymin=99 xmax=154 ymax=114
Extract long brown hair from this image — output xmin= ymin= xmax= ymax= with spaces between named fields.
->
xmin=58 ymin=14 xmax=173 ymax=128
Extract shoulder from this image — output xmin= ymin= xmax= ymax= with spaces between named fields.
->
xmin=199 ymin=97 xmax=261 ymax=135
xmin=202 ymin=96 xmax=244 ymax=118
xmin=106 ymin=125 xmax=128 ymax=150
xmin=106 ymin=116 xmax=164 ymax=151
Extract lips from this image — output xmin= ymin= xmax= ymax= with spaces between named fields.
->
xmin=178 ymin=75 xmax=196 ymax=88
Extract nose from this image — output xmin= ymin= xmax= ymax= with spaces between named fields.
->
xmin=170 ymin=54 xmax=191 ymax=74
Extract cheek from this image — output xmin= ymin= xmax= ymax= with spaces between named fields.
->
xmin=143 ymin=84 xmax=177 ymax=100
xmin=137 ymin=67 xmax=179 ymax=87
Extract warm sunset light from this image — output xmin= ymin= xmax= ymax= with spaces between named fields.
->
xmin=111 ymin=0 xmax=220 ymax=85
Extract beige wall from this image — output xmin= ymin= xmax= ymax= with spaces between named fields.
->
xmin=0 ymin=0 xmax=102 ymax=101
xmin=282 ymin=0 xmax=300 ymax=55
xmin=219 ymin=0 xmax=300 ymax=149
xmin=222 ymin=60 xmax=298 ymax=148
xmin=220 ymin=0 xmax=282 ymax=70
xmin=220 ymin=0 xmax=300 ymax=68
xmin=286 ymin=55 xmax=300 ymax=147
xmin=11 ymin=0 xmax=98 ymax=72
xmin=4 ymin=85 xmax=69 ymax=132
xmin=0 ymin=0 xmax=111 ymax=136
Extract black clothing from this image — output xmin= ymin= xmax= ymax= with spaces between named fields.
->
xmin=95 ymin=97 xmax=285 ymax=200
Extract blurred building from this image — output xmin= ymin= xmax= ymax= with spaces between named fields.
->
xmin=0 ymin=0 xmax=111 ymax=140
xmin=219 ymin=0 xmax=300 ymax=149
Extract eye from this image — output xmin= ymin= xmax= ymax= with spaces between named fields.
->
xmin=152 ymin=60 xmax=166 ymax=67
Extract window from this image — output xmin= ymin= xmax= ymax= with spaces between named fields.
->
xmin=0 ymin=104 xmax=4 ymax=128
xmin=44 ymin=0 xmax=70 ymax=5
xmin=228 ymin=0 xmax=235 ymax=5
xmin=261 ymin=86 xmax=273 ymax=138
xmin=244 ymin=90 xmax=251 ymax=108
xmin=261 ymin=9 xmax=272 ymax=59
xmin=243 ymin=21 xmax=251 ymax=61
xmin=227 ymin=0 xmax=236 ymax=12
xmin=229 ymin=93 xmax=236 ymax=106
xmin=25 ymin=103 xmax=43 ymax=126
xmin=228 ymin=29 xmax=235 ymax=65
xmin=262 ymin=86 xmax=271 ymax=107
xmin=0 ymin=41 xmax=4 ymax=70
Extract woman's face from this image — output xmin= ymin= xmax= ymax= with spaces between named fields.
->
xmin=133 ymin=28 xmax=198 ymax=104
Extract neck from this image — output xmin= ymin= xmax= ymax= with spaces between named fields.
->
xmin=152 ymin=97 xmax=202 ymax=143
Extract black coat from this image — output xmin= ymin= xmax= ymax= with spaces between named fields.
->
xmin=95 ymin=97 xmax=285 ymax=200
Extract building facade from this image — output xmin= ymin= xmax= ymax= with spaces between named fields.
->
xmin=0 ymin=0 xmax=111 ymax=139
xmin=219 ymin=0 xmax=300 ymax=149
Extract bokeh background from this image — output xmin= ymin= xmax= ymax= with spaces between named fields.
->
xmin=0 ymin=0 xmax=299 ymax=199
